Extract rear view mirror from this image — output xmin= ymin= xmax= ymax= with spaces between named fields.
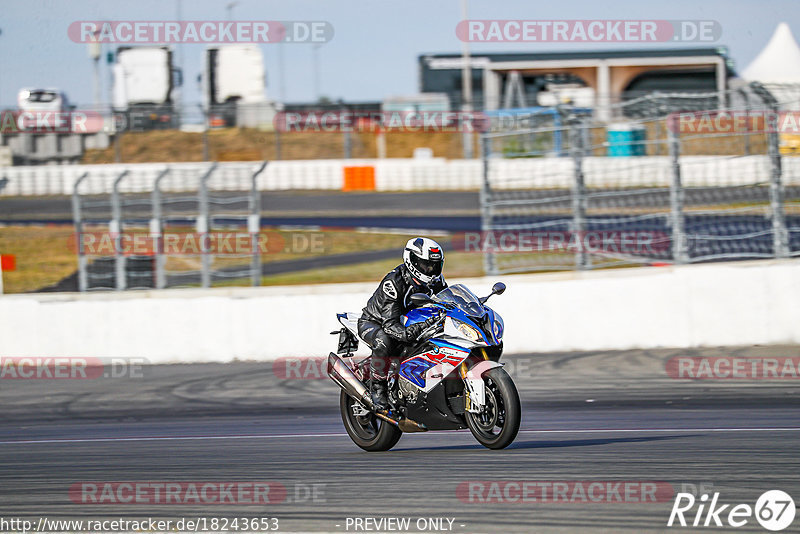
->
xmin=492 ymin=282 xmax=506 ymax=295
xmin=480 ymin=282 xmax=506 ymax=303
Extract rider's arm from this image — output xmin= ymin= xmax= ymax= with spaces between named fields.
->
xmin=383 ymin=314 xmax=441 ymax=342
xmin=381 ymin=298 xmax=434 ymax=342
xmin=433 ymin=276 xmax=448 ymax=292
xmin=378 ymin=279 xmax=440 ymax=342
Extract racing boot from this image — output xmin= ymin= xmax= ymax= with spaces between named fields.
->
xmin=369 ymin=355 xmax=389 ymax=411
xmin=370 ymin=379 xmax=389 ymax=412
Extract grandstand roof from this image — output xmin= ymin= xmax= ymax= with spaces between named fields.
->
xmin=421 ymin=48 xmax=730 ymax=63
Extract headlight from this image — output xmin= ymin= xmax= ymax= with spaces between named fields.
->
xmin=493 ymin=315 xmax=504 ymax=340
xmin=454 ymin=319 xmax=481 ymax=342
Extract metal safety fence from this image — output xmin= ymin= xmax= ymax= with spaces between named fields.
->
xmin=479 ymin=82 xmax=800 ymax=275
xmin=72 ymin=162 xmax=268 ymax=291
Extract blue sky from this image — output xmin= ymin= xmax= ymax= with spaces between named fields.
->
xmin=0 ymin=0 xmax=798 ymax=108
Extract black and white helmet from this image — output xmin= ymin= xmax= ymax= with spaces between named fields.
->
xmin=403 ymin=237 xmax=444 ymax=286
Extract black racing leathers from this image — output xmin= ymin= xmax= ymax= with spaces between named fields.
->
xmin=360 ymin=264 xmax=446 ymax=342
xmin=358 ymin=264 xmax=447 ymax=381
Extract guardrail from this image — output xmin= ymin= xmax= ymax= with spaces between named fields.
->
xmin=0 ymin=260 xmax=797 ymax=361
xmin=71 ymin=162 xmax=271 ymax=292
xmin=3 ymin=157 xmax=800 ymax=196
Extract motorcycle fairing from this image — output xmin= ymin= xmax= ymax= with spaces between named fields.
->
xmin=403 ymin=370 xmax=468 ymax=431
xmin=398 ymin=343 xmax=470 ymax=391
xmin=441 ymin=307 xmax=492 ymax=345
xmin=402 ymin=307 xmax=438 ymax=326
xmin=482 ymin=307 xmax=501 ymax=345
xmin=336 ymin=312 xmax=361 ymax=336
xmin=398 ymin=357 xmax=436 ymax=388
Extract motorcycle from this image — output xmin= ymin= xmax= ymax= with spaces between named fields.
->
xmin=327 ymin=282 xmax=520 ymax=451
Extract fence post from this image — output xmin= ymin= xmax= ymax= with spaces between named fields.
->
xmin=114 ymin=132 xmax=122 ymax=163
xmin=480 ymin=135 xmax=497 ymax=276
xmin=568 ymin=116 xmax=589 ymax=270
xmin=667 ymin=116 xmax=688 ymax=264
xmin=344 ymin=130 xmax=352 ymax=159
xmin=151 ymin=167 xmax=171 ymax=289
xmin=111 ymin=170 xmax=130 ymax=290
xmin=767 ymin=110 xmax=789 ymax=258
xmin=199 ymin=104 xmax=210 ymax=162
xmin=739 ymin=88 xmax=751 ymax=156
xmin=198 ymin=163 xmax=218 ymax=288
xmin=71 ymin=172 xmax=90 ymax=292
xmin=749 ymin=82 xmax=789 ymax=258
xmin=250 ymin=161 xmax=268 ymax=287
xmin=553 ymin=111 xmax=563 ymax=156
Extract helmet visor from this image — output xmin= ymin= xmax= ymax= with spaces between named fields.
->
xmin=409 ymin=253 xmax=443 ymax=277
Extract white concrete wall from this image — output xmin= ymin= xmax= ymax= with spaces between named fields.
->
xmin=2 ymin=156 xmax=798 ymax=196
xmin=1 ymin=259 xmax=798 ymax=362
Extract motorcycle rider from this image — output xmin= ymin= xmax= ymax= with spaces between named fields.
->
xmin=358 ymin=237 xmax=448 ymax=410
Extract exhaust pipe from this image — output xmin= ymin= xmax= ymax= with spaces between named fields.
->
xmin=398 ymin=419 xmax=427 ymax=433
xmin=327 ymin=352 xmax=375 ymax=411
xmin=327 ymin=352 xmax=428 ymax=433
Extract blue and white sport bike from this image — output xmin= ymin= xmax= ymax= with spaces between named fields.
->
xmin=328 ymin=282 xmax=520 ymax=451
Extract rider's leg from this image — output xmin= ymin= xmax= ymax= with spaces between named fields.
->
xmin=357 ymin=319 xmax=396 ymax=410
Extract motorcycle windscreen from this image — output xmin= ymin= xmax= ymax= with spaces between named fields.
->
xmin=432 ymin=284 xmax=485 ymax=316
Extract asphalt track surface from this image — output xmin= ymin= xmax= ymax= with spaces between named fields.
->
xmin=0 ymin=192 xmax=480 ymax=221
xmin=2 ymin=187 xmax=799 ymax=221
xmin=1 ymin=346 xmax=799 ymax=533
xmin=0 ymin=191 xmax=481 ymax=232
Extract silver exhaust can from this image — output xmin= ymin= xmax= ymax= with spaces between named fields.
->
xmin=327 ymin=352 xmax=375 ymax=410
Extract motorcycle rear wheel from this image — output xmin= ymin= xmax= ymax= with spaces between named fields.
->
xmin=339 ymin=391 xmax=402 ymax=452
xmin=465 ymin=367 xmax=521 ymax=450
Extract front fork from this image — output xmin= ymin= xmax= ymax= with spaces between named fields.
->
xmin=461 ymin=349 xmax=504 ymax=413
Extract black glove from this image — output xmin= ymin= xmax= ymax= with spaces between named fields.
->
xmin=405 ymin=312 xmax=444 ymax=341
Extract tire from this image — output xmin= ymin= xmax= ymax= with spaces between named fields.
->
xmin=339 ymin=391 xmax=402 ymax=452
xmin=465 ymin=367 xmax=521 ymax=450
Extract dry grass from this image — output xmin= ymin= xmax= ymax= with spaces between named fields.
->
xmin=256 ymin=251 xmax=485 ymax=287
xmin=0 ymin=225 xmax=446 ymax=293
xmin=0 ymin=225 xmax=78 ymax=293
xmin=83 ymin=128 xmax=471 ymax=164
xmin=82 ymin=122 xmax=771 ymax=165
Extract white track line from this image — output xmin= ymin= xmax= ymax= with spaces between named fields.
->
xmin=1 ymin=427 xmax=799 ymax=445
xmin=0 ymin=432 xmax=344 ymax=445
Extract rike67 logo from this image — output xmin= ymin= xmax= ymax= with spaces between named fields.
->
xmin=668 ymin=490 xmax=795 ymax=531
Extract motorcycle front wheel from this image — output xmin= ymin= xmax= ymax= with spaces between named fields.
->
xmin=465 ymin=367 xmax=521 ymax=450
xmin=339 ymin=391 xmax=402 ymax=452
